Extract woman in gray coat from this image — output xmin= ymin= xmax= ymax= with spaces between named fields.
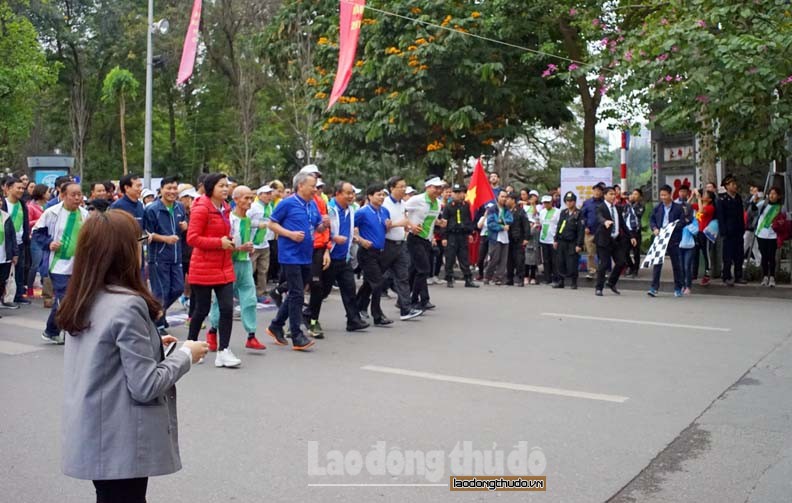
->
xmin=57 ymin=210 xmax=208 ymax=503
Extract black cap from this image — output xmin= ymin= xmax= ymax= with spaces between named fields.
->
xmin=564 ymin=191 xmax=577 ymax=202
xmin=722 ymin=174 xmax=736 ymax=187
xmin=452 ymin=184 xmax=465 ymax=192
xmin=592 ymin=182 xmax=606 ymax=191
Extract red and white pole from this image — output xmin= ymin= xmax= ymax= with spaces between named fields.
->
xmin=620 ymin=131 xmax=628 ymax=192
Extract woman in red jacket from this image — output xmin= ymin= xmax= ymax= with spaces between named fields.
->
xmin=186 ymin=173 xmax=239 ymax=367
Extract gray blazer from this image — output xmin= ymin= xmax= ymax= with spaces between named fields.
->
xmin=62 ymin=289 xmax=191 ymax=480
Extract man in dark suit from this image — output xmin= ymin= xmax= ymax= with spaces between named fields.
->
xmin=594 ymin=186 xmax=634 ymax=296
xmin=648 ymin=184 xmax=691 ymax=297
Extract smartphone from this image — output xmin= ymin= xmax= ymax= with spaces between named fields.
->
xmin=164 ymin=342 xmax=177 ymax=357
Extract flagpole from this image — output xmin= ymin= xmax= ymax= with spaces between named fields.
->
xmin=143 ymin=0 xmax=154 ymax=189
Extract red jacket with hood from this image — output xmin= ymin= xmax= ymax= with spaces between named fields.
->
xmin=186 ymin=195 xmax=235 ymax=285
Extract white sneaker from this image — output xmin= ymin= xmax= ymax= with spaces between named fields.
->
xmin=197 ymin=357 xmax=205 ymax=365
xmin=215 ymin=348 xmax=241 ymax=368
xmin=761 ymin=276 xmax=769 ymax=286
xmin=769 ymin=277 xmax=776 ymax=288
xmin=400 ymin=309 xmax=423 ymax=321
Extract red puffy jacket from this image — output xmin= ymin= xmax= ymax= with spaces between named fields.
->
xmin=187 ymin=195 xmax=235 ymax=286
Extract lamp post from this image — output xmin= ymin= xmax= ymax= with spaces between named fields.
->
xmin=143 ymin=0 xmax=169 ymax=189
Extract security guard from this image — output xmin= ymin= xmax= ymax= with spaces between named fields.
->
xmin=553 ymin=191 xmax=586 ymax=289
xmin=441 ymin=184 xmax=478 ymax=288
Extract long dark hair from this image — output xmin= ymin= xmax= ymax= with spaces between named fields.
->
xmin=57 ymin=210 xmax=161 ymax=334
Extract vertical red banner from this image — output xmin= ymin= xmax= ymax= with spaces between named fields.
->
xmin=177 ymin=0 xmax=203 ymax=85
xmin=327 ymin=0 xmax=366 ymax=110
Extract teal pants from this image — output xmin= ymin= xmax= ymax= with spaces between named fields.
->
xmin=210 ymin=260 xmax=258 ymax=334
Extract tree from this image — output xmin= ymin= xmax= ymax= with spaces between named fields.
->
xmin=263 ymin=0 xmax=574 ymax=181
xmin=0 ymin=1 xmax=56 ymax=166
xmin=101 ymin=66 xmax=139 ymax=175
xmin=614 ymin=0 xmax=792 ymax=183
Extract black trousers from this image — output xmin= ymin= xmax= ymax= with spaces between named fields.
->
xmin=189 ymin=282 xmax=234 ymax=350
xmin=357 ymin=247 xmax=385 ymax=320
xmin=757 ymin=237 xmax=777 ymax=277
xmin=541 ymin=242 xmax=558 ymax=283
xmin=445 ymin=233 xmax=471 ymax=280
xmin=477 ymin=238 xmax=489 ymax=276
xmin=328 ymin=259 xmax=363 ymax=323
xmin=626 ymin=232 xmax=642 ymax=274
xmin=433 ymin=241 xmax=444 ymax=277
xmin=506 ymin=240 xmax=525 ymax=284
xmin=93 ymin=477 xmax=148 ymax=503
xmin=557 ymin=240 xmax=580 ymax=285
xmin=596 ymin=238 xmax=627 ymax=291
xmin=267 ymin=239 xmax=280 ymax=281
xmin=307 ymin=248 xmax=335 ymax=321
xmin=722 ymin=234 xmax=744 ymax=281
xmin=407 ymin=234 xmax=432 ymax=306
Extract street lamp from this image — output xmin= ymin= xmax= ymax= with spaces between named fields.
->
xmin=143 ymin=0 xmax=169 ymax=189
xmin=296 ymin=149 xmax=306 ymax=168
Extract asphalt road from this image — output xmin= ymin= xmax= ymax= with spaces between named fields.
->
xmin=1 ymin=283 xmax=790 ymax=502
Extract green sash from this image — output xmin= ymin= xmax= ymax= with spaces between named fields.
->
xmin=758 ymin=203 xmax=781 ymax=233
xmin=10 ymin=202 xmax=23 ymax=233
xmin=418 ymin=194 xmax=439 ymax=239
xmin=252 ymin=202 xmax=267 ymax=246
xmin=233 ymin=216 xmax=251 ymax=261
xmin=50 ymin=209 xmax=82 ymax=272
xmin=540 ymin=208 xmax=556 ymax=241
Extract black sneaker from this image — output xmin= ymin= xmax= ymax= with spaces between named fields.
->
xmin=266 ymin=326 xmax=288 ymax=346
xmin=420 ymin=302 xmax=436 ymax=310
xmin=346 ymin=320 xmax=370 ymax=332
xmin=0 ymin=301 xmax=20 ymax=309
xmin=292 ymin=335 xmax=316 ymax=351
xmin=374 ymin=317 xmax=394 ymax=326
xmin=14 ymin=297 xmax=31 ymax=305
xmin=269 ymin=288 xmax=283 ymax=307
xmin=399 ymin=309 xmax=423 ymax=321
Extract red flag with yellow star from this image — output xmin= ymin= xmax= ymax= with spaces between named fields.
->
xmin=466 ymin=158 xmax=496 ymax=217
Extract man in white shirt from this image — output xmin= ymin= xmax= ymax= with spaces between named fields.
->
xmin=538 ymin=195 xmax=560 ymax=286
xmin=404 ymin=176 xmax=447 ymax=310
xmin=32 ymin=182 xmax=89 ymax=343
xmin=247 ymin=185 xmax=274 ymax=302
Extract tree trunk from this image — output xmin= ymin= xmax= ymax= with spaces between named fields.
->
xmin=582 ymin=102 xmax=597 ymax=167
xmin=120 ymin=94 xmax=128 ymax=176
xmin=69 ymin=78 xmax=89 ymax=182
xmin=697 ymin=107 xmax=717 ymax=185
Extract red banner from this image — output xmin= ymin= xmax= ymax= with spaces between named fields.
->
xmin=177 ymin=0 xmax=202 ymax=85
xmin=327 ymin=0 xmax=366 ymax=110
xmin=466 ymin=158 xmax=496 ymax=217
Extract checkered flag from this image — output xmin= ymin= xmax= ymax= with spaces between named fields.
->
xmin=641 ymin=221 xmax=678 ymax=269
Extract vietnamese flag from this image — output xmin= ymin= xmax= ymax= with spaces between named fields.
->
xmin=327 ymin=0 xmax=366 ymax=110
xmin=465 ymin=158 xmax=496 ymax=217
xmin=177 ymin=0 xmax=202 ymax=85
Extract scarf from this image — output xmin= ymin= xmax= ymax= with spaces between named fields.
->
xmin=50 ymin=209 xmax=82 ymax=271
xmin=758 ymin=203 xmax=781 ymax=233
xmin=233 ymin=216 xmax=251 ymax=261
xmin=10 ymin=202 xmax=23 ymax=233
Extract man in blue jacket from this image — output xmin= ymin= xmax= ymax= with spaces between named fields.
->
xmin=144 ymin=176 xmax=187 ymax=335
xmin=648 ymin=184 xmax=691 ymax=297
xmin=111 ymin=173 xmax=145 ymax=230
xmin=717 ymin=174 xmax=746 ymax=286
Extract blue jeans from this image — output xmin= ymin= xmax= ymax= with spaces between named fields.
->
xmin=651 ymin=245 xmax=682 ymax=292
xmin=28 ymin=240 xmax=44 ymax=291
xmin=149 ymin=261 xmax=184 ymax=328
xmin=45 ymin=273 xmax=70 ymax=337
xmin=679 ymin=248 xmax=695 ymax=289
xmin=270 ymin=264 xmax=311 ymax=339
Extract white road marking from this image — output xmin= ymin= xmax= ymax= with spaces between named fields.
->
xmin=361 ymin=365 xmax=629 ymax=403
xmin=0 ymin=316 xmax=45 ymax=330
xmin=0 ymin=340 xmax=45 ymax=356
xmin=541 ymin=313 xmax=731 ymax=332
xmin=308 ymin=484 xmax=446 ymax=487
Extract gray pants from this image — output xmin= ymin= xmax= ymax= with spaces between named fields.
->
xmin=485 ymin=241 xmax=508 ymax=282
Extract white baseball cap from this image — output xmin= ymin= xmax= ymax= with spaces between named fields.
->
xmin=141 ymin=189 xmax=156 ymax=200
xmin=299 ymin=164 xmax=322 ymax=177
xmin=352 ymin=185 xmax=362 ymax=195
xmin=316 ymin=179 xmax=325 ymax=188
xmin=256 ymin=185 xmax=273 ymax=195
xmin=179 ymin=188 xmax=198 ymax=199
xmin=529 ymin=190 xmax=540 ymax=197
xmin=424 ymin=176 xmax=445 ymax=188
xmin=541 ymin=195 xmax=552 ymax=203
xmin=405 ymin=186 xmax=416 ymax=195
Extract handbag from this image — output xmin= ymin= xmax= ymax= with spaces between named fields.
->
xmin=703 ymin=219 xmax=719 ymax=243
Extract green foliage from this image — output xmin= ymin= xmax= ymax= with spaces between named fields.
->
xmin=101 ymin=66 xmax=139 ymax=104
xmin=0 ymin=1 xmax=57 ymax=165
xmin=615 ymin=0 xmax=792 ymax=165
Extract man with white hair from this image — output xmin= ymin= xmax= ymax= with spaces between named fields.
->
xmin=247 ymin=185 xmax=274 ymax=302
xmin=405 ymin=176 xmax=447 ymax=310
xmin=206 ymin=185 xmax=267 ymax=357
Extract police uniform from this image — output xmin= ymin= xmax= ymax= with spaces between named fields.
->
xmin=553 ymin=192 xmax=586 ymax=289
xmin=441 ymin=185 xmax=477 ymax=287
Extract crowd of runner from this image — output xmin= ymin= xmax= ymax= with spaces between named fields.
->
xmin=0 ymin=167 xmax=788 ymax=367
